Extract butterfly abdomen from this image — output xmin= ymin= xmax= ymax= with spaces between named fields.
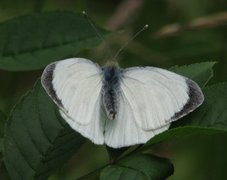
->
xmin=102 ymin=65 xmax=122 ymax=120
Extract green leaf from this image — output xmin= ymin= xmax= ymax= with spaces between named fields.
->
xmin=170 ymin=61 xmax=216 ymax=87
xmin=100 ymin=153 xmax=174 ymax=180
xmin=0 ymin=11 xmax=109 ymax=71
xmin=146 ymin=83 xmax=227 ymax=146
xmin=3 ymin=81 xmax=86 ymax=179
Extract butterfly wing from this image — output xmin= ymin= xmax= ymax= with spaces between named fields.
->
xmin=41 ymin=58 xmax=105 ymax=144
xmin=104 ymin=66 xmax=203 ymax=148
xmin=121 ymin=67 xmax=204 ymax=130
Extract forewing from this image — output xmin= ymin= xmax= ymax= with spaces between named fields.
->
xmin=41 ymin=58 xmax=103 ymax=125
xmin=41 ymin=58 xmax=105 ymax=144
xmin=120 ymin=67 xmax=204 ymax=130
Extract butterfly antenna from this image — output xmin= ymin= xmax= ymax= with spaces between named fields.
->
xmin=82 ymin=11 xmax=114 ymax=59
xmin=113 ymin=24 xmax=149 ymax=60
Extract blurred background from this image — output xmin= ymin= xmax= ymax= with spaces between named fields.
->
xmin=0 ymin=0 xmax=227 ymax=179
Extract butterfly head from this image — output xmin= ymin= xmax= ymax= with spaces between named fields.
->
xmin=104 ymin=59 xmax=119 ymax=67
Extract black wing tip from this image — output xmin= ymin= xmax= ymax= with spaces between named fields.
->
xmin=187 ymin=79 xmax=204 ymax=106
xmin=41 ymin=63 xmax=63 ymax=107
xmin=41 ymin=63 xmax=55 ymax=87
xmin=171 ymin=79 xmax=204 ymax=120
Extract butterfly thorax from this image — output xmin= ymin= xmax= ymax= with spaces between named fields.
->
xmin=102 ymin=65 xmax=122 ymax=120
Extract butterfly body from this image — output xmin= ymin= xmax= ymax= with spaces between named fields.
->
xmin=102 ymin=65 xmax=122 ymax=120
xmin=41 ymin=58 xmax=204 ymax=148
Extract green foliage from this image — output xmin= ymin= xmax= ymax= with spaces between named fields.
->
xmin=170 ymin=62 xmax=216 ymax=87
xmin=0 ymin=11 xmax=108 ymax=71
xmin=100 ymin=154 xmax=174 ymax=180
xmin=3 ymin=82 xmax=85 ymax=179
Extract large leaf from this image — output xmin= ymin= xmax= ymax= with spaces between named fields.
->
xmin=146 ymin=83 xmax=227 ymax=146
xmin=100 ymin=153 xmax=174 ymax=180
xmin=0 ymin=11 xmax=108 ymax=71
xmin=3 ymin=81 xmax=86 ymax=180
xmin=170 ymin=61 xmax=216 ymax=87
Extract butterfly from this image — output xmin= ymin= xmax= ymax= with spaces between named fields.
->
xmin=41 ymin=58 xmax=204 ymax=148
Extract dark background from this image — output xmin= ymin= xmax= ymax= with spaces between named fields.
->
xmin=0 ymin=0 xmax=227 ymax=179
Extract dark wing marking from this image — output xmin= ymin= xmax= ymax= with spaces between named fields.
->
xmin=41 ymin=63 xmax=63 ymax=107
xmin=171 ymin=79 xmax=204 ymax=120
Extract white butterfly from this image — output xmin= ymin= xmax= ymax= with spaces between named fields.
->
xmin=41 ymin=58 xmax=204 ymax=148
